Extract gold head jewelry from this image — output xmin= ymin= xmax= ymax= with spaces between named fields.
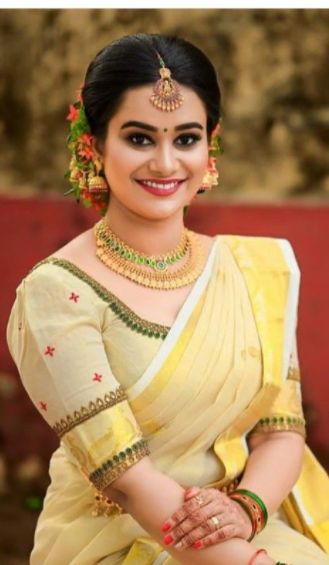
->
xmin=150 ymin=52 xmax=184 ymax=112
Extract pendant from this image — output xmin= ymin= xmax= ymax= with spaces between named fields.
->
xmin=154 ymin=260 xmax=168 ymax=272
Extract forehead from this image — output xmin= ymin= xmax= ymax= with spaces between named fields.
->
xmin=111 ymin=84 xmax=207 ymax=127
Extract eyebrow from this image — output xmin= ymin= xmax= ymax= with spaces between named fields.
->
xmin=120 ymin=120 xmax=204 ymax=132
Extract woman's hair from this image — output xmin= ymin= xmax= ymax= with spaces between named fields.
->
xmin=82 ymin=33 xmax=221 ymax=146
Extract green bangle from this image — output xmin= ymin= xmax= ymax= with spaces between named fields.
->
xmin=230 ymin=497 xmax=256 ymax=541
xmin=233 ymin=489 xmax=268 ymax=526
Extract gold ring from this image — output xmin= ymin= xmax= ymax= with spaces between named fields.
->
xmin=195 ymin=495 xmax=204 ymax=507
xmin=210 ymin=515 xmax=221 ymax=529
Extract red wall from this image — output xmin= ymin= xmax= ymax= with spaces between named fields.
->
xmin=1 ymin=197 xmax=328 ymax=463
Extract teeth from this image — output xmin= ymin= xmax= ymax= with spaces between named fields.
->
xmin=141 ymin=181 xmax=178 ymax=190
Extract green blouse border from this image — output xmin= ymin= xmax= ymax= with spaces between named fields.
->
xmin=30 ymin=257 xmax=170 ymax=340
xmin=90 ymin=438 xmax=150 ymax=491
xmin=250 ymin=415 xmax=306 ymax=438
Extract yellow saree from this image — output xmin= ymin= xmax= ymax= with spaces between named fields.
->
xmin=6 ymin=234 xmax=329 ymax=564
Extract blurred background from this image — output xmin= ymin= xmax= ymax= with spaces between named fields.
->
xmin=0 ymin=8 xmax=329 ymax=564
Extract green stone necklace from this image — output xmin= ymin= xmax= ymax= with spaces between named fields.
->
xmin=96 ymin=218 xmax=189 ymax=272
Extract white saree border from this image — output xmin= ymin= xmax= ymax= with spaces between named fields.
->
xmin=127 ymin=236 xmax=219 ymax=401
xmin=277 ymin=239 xmax=301 ymax=383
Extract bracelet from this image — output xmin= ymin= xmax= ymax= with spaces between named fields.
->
xmin=229 ymin=489 xmax=268 ymax=540
xmin=234 ymin=489 xmax=268 ymax=525
xmin=230 ymin=495 xmax=258 ymax=541
xmin=248 ymin=549 xmax=267 ymax=565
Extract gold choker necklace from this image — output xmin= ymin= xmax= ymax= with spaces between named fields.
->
xmin=94 ymin=220 xmax=206 ymax=290
xmin=96 ymin=218 xmax=189 ymax=272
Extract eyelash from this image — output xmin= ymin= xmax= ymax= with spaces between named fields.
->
xmin=127 ymin=133 xmax=202 ymax=147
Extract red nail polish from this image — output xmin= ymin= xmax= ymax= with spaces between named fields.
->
xmin=161 ymin=522 xmax=171 ymax=533
xmin=163 ymin=535 xmax=174 ymax=545
xmin=193 ymin=541 xmax=203 ymax=549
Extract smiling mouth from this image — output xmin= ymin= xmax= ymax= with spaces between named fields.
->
xmin=135 ymin=179 xmax=186 ymax=190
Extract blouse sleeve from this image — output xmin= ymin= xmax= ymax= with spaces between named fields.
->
xmin=6 ymin=263 xmax=149 ymax=492
xmin=250 ymin=331 xmax=306 ymax=438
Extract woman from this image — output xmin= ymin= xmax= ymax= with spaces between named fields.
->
xmin=6 ymin=33 xmax=329 ymax=565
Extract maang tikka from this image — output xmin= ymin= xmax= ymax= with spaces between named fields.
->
xmin=150 ymin=52 xmax=184 ymax=112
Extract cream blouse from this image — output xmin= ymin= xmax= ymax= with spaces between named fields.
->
xmin=6 ymin=257 xmax=167 ymax=491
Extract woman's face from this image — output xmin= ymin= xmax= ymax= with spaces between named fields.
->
xmin=98 ymin=84 xmax=209 ymax=221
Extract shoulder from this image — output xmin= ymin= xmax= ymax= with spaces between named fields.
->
xmin=218 ymin=234 xmax=300 ymax=276
xmin=20 ymin=258 xmax=102 ymax=316
xmin=21 ymin=228 xmax=95 ymax=289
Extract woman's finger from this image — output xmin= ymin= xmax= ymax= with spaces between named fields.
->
xmin=163 ymin=500 xmax=228 ymax=547
xmin=174 ymin=516 xmax=238 ymax=550
xmin=191 ymin=524 xmax=240 ymax=549
xmin=184 ymin=486 xmax=201 ymax=501
xmin=162 ymin=489 xmax=215 ymax=533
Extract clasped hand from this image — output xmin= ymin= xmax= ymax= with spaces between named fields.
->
xmin=161 ymin=485 xmax=252 ymax=551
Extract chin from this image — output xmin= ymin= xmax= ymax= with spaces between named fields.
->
xmin=134 ymin=201 xmax=185 ymax=221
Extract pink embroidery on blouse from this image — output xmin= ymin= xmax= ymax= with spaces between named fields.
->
xmin=93 ymin=373 xmax=103 ymax=382
xmin=69 ymin=292 xmax=79 ymax=303
xmin=39 ymin=401 xmax=47 ymax=411
xmin=45 ymin=345 xmax=55 ymax=356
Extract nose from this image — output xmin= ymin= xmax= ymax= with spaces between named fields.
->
xmin=148 ymin=142 xmax=178 ymax=176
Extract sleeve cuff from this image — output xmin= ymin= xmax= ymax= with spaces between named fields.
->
xmin=89 ymin=438 xmax=150 ymax=491
xmin=250 ymin=415 xmax=306 ymax=438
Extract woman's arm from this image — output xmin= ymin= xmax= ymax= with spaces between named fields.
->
xmin=241 ymin=430 xmax=305 ymax=514
xmin=106 ymin=457 xmax=274 ymax=565
xmin=146 ymin=432 xmax=304 ymax=557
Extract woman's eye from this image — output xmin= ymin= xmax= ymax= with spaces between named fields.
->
xmin=128 ymin=134 xmax=152 ymax=146
xmin=176 ymin=134 xmax=201 ymax=146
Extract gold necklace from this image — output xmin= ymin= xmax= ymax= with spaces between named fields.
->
xmin=96 ymin=218 xmax=189 ymax=271
xmin=94 ymin=221 xmax=206 ymax=290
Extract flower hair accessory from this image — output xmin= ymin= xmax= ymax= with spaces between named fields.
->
xmin=64 ymin=83 xmax=109 ymax=215
xmin=198 ymin=121 xmax=224 ymax=193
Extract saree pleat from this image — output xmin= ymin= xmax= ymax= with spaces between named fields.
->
xmin=131 ymin=243 xmax=262 ymax=486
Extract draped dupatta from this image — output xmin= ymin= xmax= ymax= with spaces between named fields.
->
xmin=123 ymin=235 xmax=329 ymax=561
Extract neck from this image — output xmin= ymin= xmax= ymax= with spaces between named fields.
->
xmin=104 ymin=200 xmax=186 ymax=256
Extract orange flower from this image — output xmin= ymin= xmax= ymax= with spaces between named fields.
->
xmin=78 ymin=146 xmax=94 ymax=160
xmin=79 ymin=133 xmax=94 ymax=146
xmin=66 ymin=104 xmax=79 ymax=122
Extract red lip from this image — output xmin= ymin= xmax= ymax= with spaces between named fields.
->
xmin=135 ymin=179 xmax=184 ymax=197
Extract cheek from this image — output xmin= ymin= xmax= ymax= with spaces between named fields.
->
xmin=105 ymin=141 xmax=144 ymax=174
xmin=191 ymin=141 xmax=209 ymax=169
xmin=189 ymin=148 xmax=209 ymax=174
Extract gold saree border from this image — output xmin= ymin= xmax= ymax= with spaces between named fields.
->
xmin=52 ymin=386 xmax=126 ymax=438
xmin=211 ymin=236 xmax=291 ymax=482
xmin=130 ymin=290 xmax=206 ymax=418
